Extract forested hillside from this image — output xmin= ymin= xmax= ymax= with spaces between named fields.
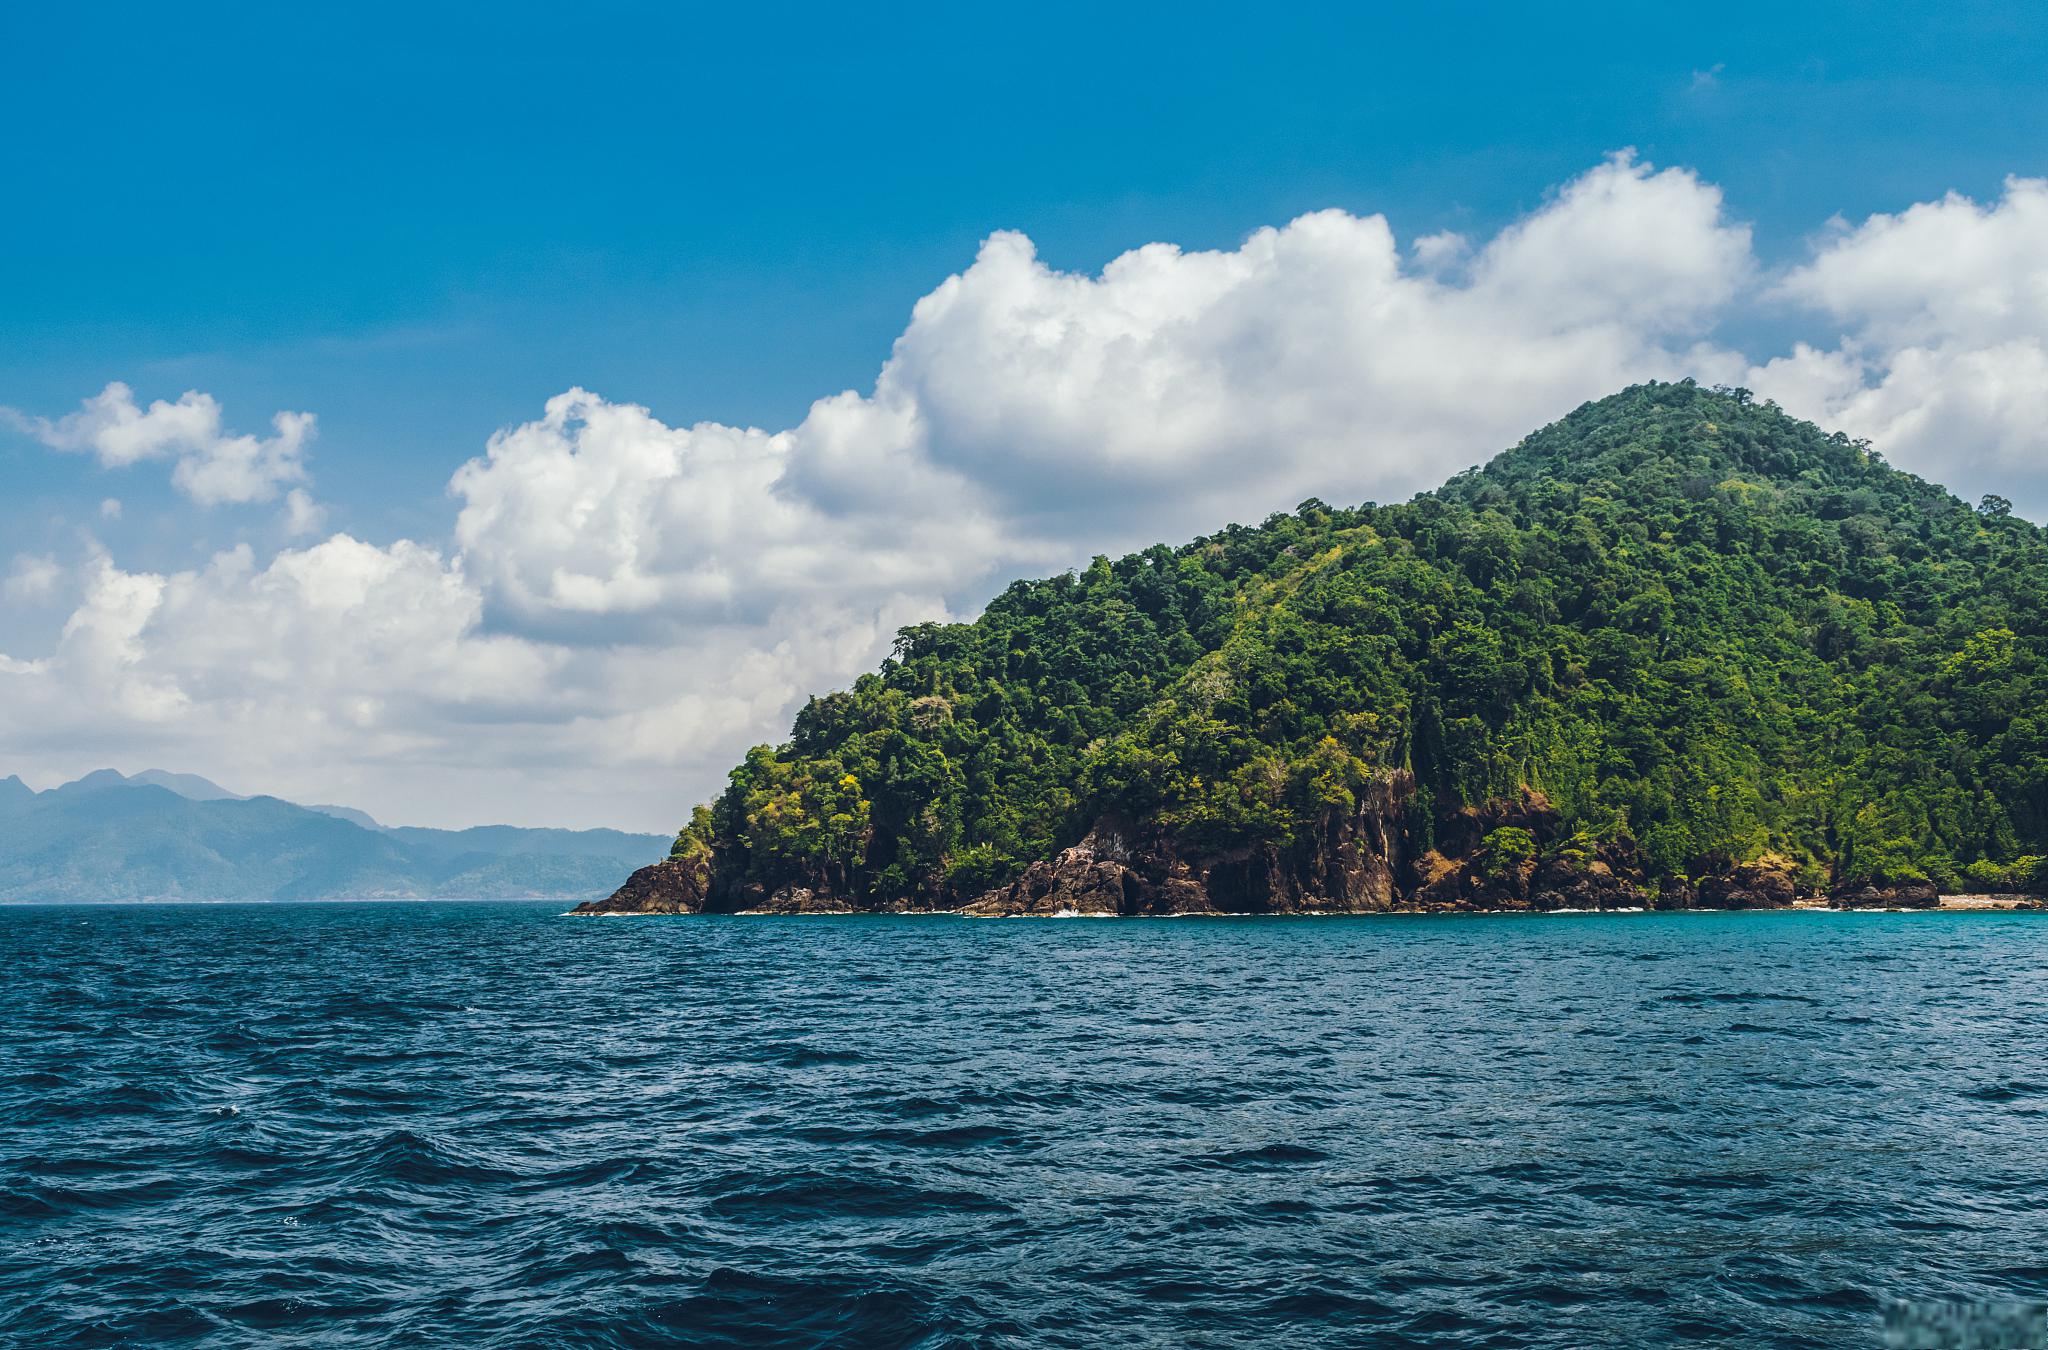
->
xmin=585 ymin=382 xmax=2048 ymax=914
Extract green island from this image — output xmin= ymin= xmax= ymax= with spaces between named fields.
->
xmin=576 ymin=382 xmax=2048 ymax=916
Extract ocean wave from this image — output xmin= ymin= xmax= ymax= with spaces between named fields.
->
xmin=2 ymin=901 xmax=2044 ymax=1347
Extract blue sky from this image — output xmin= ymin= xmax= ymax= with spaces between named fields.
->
xmin=3 ymin=2 xmax=2046 ymax=827
xmin=6 ymin=2 xmax=2042 ymax=542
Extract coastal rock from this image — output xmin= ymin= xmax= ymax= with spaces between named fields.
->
xmin=1432 ymin=786 xmax=1563 ymax=862
xmin=962 ymin=815 xmax=1147 ymax=916
xmin=1696 ymin=854 xmax=1810 ymax=909
xmin=1182 ymin=769 xmax=1415 ymax=913
xmin=962 ymin=776 xmax=1421 ymax=917
xmin=1292 ymin=769 xmax=1412 ymax=910
xmin=1829 ymin=879 xmax=1941 ymax=910
xmin=1408 ymin=848 xmax=1496 ymax=910
xmin=581 ymin=780 xmax=1746 ymax=919
xmin=1395 ymin=789 xmax=1650 ymax=911
xmin=1528 ymin=851 xmax=1652 ymax=910
xmin=570 ymin=854 xmax=715 ymax=915
xmin=739 ymin=885 xmax=862 ymax=915
xmin=957 ymin=772 xmax=1665 ymax=916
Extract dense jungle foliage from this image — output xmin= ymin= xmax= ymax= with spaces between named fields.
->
xmin=675 ymin=382 xmax=2048 ymax=900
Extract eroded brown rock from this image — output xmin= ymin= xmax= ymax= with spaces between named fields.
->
xmin=739 ymin=885 xmax=862 ymax=915
xmin=1830 ymin=879 xmax=1941 ymax=909
xmin=961 ymin=815 xmax=1148 ymax=916
xmin=1695 ymin=854 xmax=1812 ymax=909
xmin=1347 ymin=788 xmax=1653 ymax=912
xmin=569 ymin=853 xmax=715 ymax=915
xmin=1529 ymin=850 xmax=1652 ymax=910
xmin=579 ymin=777 xmax=1732 ymax=918
xmin=957 ymin=773 xmax=1646 ymax=916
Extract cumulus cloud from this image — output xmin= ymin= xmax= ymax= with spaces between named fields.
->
xmin=8 ymin=156 xmax=2048 ymax=827
xmin=3 ymin=382 xmax=313 ymax=505
xmin=0 ymin=537 xmax=950 ymax=828
xmin=0 ymin=153 xmax=1774 ymax=827
xmin=449 ymin=389 xmax=997 ymax=635
xmin=1778 ymin=178 xmax=2048 ymax=347
xmin=4 ymin=555 xmax=62 ymax=603
xmin=1410 ymin=230 xmax=1468 ymax=270
xmin=1 ymin=539 xmax=557 ymax=812
xmin=1749 ymin=177 xmax=2048 ymax=508
xmin=447 ymin=150 xmax=1756 ymax=639
xmin=282 ymin=488 xmax=327 ymax=536
xmin=788 ymin=151 xmax=1750 ymax=544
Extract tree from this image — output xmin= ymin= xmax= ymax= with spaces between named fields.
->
xmin=649 ymin=383 xmax=2048 ymax=906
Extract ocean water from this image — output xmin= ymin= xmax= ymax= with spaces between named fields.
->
xmin=2 ymin=905 xmax=2045 ymax=1349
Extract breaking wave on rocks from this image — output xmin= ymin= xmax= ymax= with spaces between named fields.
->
xmin=3 ymin=902 xmax=2046 ymax=1347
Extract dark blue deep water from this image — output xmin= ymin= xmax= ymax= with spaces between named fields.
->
xmin=3 ymin=905 xmax=2046 ymax=1349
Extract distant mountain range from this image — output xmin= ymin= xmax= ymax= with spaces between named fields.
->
xmin=0 ymin=769 xmax=667 ymax=902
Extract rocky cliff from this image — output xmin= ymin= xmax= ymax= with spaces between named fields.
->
xmin=572 ymin=854 xmax=717 ymax=914
xmin=575 ymin=776 xmax=1751 ymax=916
xmin=575 ymin=774 xmax=1997 ymax=918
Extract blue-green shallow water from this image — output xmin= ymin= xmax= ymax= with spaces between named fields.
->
xmin=2 ymin=905 xmax=2045 ymax=1349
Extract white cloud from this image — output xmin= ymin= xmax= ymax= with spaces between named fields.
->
xmin=282 ymin=488 xmax=327 ymax=536
xmin=431 ymin=153 xmax=1757 ymax=644
xmin=9 ymin=156 xmax=2048 ymax=829
xmin=1 ymin=540 xmax=557 ymax=812
xmin=7 ymin=383 xmax=216 ymax=468
xmin=1776 ymin=178 xmax=2048 ymax=347
xmin=99 ymin=498 xmax=123 ymax=521
xmin=867 ymin=152 xmax=1747 ymax=541
xmin=4 ymin=555 xmax=61 ymax=603
xmin=3 ymin=382 xmax=313 ymax=505
xmin=1410 ymin=230 xmax=1468 ymax=270
xmin=1470 ymin=150 xmax=1750 ymax=330
xmin=1749 ymin=177 xmax=2048 ymax=506
xmin=449 ymin=389 xmax=997 ymax=634
xmin=0 ymin=153 xmax=1769 ymax=827
xmin=0 ymin=537 xmax=949 ymax=829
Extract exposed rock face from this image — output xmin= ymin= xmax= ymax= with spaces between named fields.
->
xmin=734 ymin=885 xmax=862 ymax=915
xmin=955 ymin=775 xmax=1653 ymax=916
xmin=960 ymin=815 xmax=1157 ymax=916
xmin=1529 ymin=850 xmax=1652 ymax=910
xmin=1405 ymin=845 xmax=1650 ymax=911
xmin=1694 ymin=854 xmax=1812 ymax=909
xmin=962 ymin=777 xmax=1419 ymax=917
xmin=1830 ymin=879 xmax=1941 ymax=909
xmin=1294 ymin=769 xmax=1412 ymax=909
xmin=585 ymin=780 xmax=1891 ymax=918
xmin=1397 ymin=787 xmax=1651 ymax=911
xmin=571 ymin=854 xmax=882 ymax=916
xmin=569 ymin=854 xmax=714 ymax=915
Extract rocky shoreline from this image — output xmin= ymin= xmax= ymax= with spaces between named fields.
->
xmin=571 ymin=779 xmax=2043 ymax=918
xmin=569 ymin=874 xmax=2043 ymax=917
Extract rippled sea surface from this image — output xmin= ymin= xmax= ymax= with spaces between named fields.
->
xmin=4 ymin=905 xmax=2048 ymax=1348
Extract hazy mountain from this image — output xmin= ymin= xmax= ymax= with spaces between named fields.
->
xmin=0 ymin=771 xmax=667 ymax=903
xmin=125 ymin=769 xmax=243 ymax=802
xmin=304 ymin=804 xmax=383 ymax=830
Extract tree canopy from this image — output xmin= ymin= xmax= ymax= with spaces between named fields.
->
xmin=675 ymin=382 xmax=2048 ymax=901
